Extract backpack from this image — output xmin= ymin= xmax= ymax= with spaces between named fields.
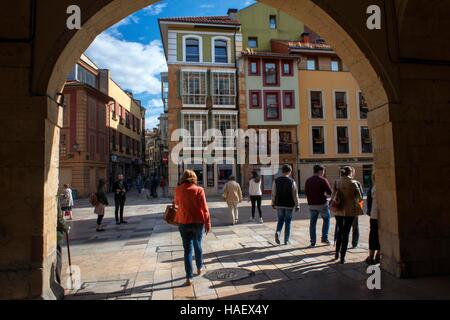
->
xmin=89 ymin=192 xmax=99 ymax=207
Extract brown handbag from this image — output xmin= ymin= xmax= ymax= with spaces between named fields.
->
xmin=164 ymin=204 xmax=179 ymax=225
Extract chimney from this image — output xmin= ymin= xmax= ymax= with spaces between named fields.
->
xmin=301 ymin=32 xmax=310 ymax=43
xmin=227 ymin=8 xmax=238 ymax=21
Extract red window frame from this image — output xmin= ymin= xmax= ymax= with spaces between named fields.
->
xmin=248 ymin=58 xmax=260 ymax=76
xmin=281 ymin=60 xmax=294 ymax=76
xmin=264 ymin=90 xmax=281 ymax=121
xmin=262 ymin=60 xmax=280 ymax=87
xmin=249 ymin=90 xmax=261 ymax=109
xmin=283 ymin=90 xmax=295 ymax=109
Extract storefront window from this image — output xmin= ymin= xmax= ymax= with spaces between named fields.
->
xmin=218 ymin=164 xmax=233 ymax=190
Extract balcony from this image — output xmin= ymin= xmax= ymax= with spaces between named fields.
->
xmin=338 ymin=137 xmax=349 ymax=144
xmin=336 ymin=102 xmax=347 ymax=109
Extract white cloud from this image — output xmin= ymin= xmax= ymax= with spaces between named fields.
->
xmin=85 ymin=33 xmax=167 ymax=95
xmin=143 ymin=2 xmax=168 ymax=15
xmin=200 ymin=4 xmax=215 ymax=9
xmin=244 ymin=0 xmax=256 ymax=6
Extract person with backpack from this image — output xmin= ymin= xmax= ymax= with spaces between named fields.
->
xmin=271 ymin=164 xmax=300 ymax=245
xmin=248 ymin=171 xmax=263 ymax=223
xmin=223 ymin=176 xmax=243 ymax=225
xmin=113 ymin=174 xmax=128 ymax=224
xmin=331 ymin=166 xmax=364 ymax=264
xmin=94 ymin=178 xmax=109 ymax=232
xmin=60 ymin=184 xmax=74 ymax=220
xmin=173 ymin=170 xmax=211 ymax=286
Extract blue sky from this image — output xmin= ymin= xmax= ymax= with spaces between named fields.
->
xmin=86 ymin=0 xmax=256 ymax=129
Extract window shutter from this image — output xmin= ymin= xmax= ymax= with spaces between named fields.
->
xmin=178 ymin=70 xmax=182 ymax=98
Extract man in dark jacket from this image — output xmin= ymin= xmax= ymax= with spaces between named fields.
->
xmin=113 ymin=174 xmax=128 ymax=224
xmin=271 ymin=164 xmax=300 ymax=245
xmin=305 ymin=165 xmax=333 ymax=247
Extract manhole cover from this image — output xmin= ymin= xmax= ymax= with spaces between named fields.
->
xmin=204 ymin=268 xmax=255 ymax=282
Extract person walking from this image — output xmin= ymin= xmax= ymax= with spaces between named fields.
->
xmin=333 ymin=166 xmax=364 ymax=248
xmin=60 ymin=184 xmax=74 ymax=220
xmin=160 ymin=176 xmax=167 ymax=197
xmin=332 ymin=166 xmax=364 ymax=264
xmin=136 ymin=174 xmax=143 ymax=195
xmin=223 ymin=176 xmax=243 ymax=225
xmin=174 ymin=170 xmax=211 ymax=286
xmin=95 ymin=178 xmax=109 ymax=232
xmin=365 ymin=172 xmax=381 ymax=265
xmin=248 ymin=171 xmax=263 ymax=223
xmin=305 ymin=165 xmax=333 ymax=247
xmin=144 ymin=176 xmax=152 ymax=200
xmin=113 ymin=174 xmax=128 ymax=225
xmin=271 ymin=164 xmax=300 ymax=245
xmin=151 ymin=174 xmax=160 ymax=198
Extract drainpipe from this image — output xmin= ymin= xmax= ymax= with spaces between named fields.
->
xmin=233 ymin=26 xmax=243 ymax=189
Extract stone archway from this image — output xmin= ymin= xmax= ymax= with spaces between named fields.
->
xmin=1 ymin=0 xmax=449 ymax=299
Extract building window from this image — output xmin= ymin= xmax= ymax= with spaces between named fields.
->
xmin=211 ymin=72 xmax=236 ymax=106
xmin=359 ymin=92 xmax=368 ymax=119
xmin=119 ymin=132 xmax=123 ymax=152
xmin=331 ymin=58 xmax=342 ymax=71
xmin=306 ymin=57 xmax=318 ymax=71
xmin=312 ymin=126 xmax=325 ymax=154
xmin=126 ymin=136 xmax=131 ymax=154
xmin=249 ymin=59 xmax=260 ymax=75
xmin=264 ymin=92 xmax=281 ymax=121
xmin=269 ymin=15 xmax=277 ymax=29
xmin=214 ymin=39 xmax=228 ymax=63
xmin=213 ymin=113 xmax=237 ymax=148
xmin=279 ymin=131 xmax=293 ymax=154
xmin=248 ymin=37 xmax=258 ymax=48
xmin=337 ymin=126 xmax=350 ymax=154
xmin=249 ymin=90 xmax=261 ymax=109
xmin=335 ymin=91 xmax=348 ymax=119
xmin=363 ymin=165 xmax=373 ymax=188
xmin=185 ymin=38 xmax=200 ymax=62
xmin=77 ymin=65 xmax=97 ymax=88
xmin=182 ymin=71 xmax=207 ymax=106
xmin=263 ymin=60 xmax=279 ymax=86
xmin=89 ymin=135 xmax=96 ymax=159
xmin=111 ymin=102 xmax=117 ymax=120
xmin=111 ymin=130 xmax=117 ymax=151
xmin=119 ymin=105 xmax=124 ymax=124
xmin=182 ymin=113 xmax=208 ymax=148
xmin=282 ymin=60 xmax=293 ymax=76
xmin=125 ymin=111 xmax=130 ymax=128
xmin=136 ymin=118 xmax=141 ymax=133
xmin=361 ymin=126 xmax=373 ymax=153
xmin=310 ymin=91 xmax=324 ymax=119
xmin=283 ymin=91 xmax=295 ymax=109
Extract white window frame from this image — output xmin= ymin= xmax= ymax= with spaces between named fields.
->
xmin=181 ymin=69 xmax=207 ymax=108
xmin=183 ymin=35 xmax=203 ymax=63
xmin=359 ymin=125 xmax=373 ymax=154
xmin=335 ymin=125 xmax=352 ymax=155
xmin=310 ymin=125 xmax=327 ymax=155
xmin=181 ymin=110 xmax=208 ymax=150
xmin=308 ymin=89 xmax=326 ymax=120
xmin=212 ymin=111 xmax=238 ymax=150
xmin=211 ymin=70 xmax=236 ymax=109
xmin=332 ymin=89 xmax=350 ymax=120
xmin=211 ymin=36 xmax=231 ymax=64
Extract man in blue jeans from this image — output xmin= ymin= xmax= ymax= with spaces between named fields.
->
xmin=305 ymin=165 xmax=333 ymax=247
xmin=272 ymin=164 xmax=300 ymax=245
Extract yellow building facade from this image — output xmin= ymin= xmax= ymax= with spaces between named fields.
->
xmin=271 ymin=38 xmax=374 ymax=190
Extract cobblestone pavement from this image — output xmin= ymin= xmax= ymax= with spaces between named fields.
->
xmin=62 ymin=191 xmax=450 ymax=300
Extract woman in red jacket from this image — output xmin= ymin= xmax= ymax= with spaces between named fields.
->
xmin=174 ymin=170 xmax=212 ymax=286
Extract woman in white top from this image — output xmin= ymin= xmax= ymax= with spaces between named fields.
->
xmin=249 ymin=171 xmax=263 ymax=223
xmin=366 ymin=172 xmax=380 ymax=265
xmin=60 ymin=183 xmax=74 ymax=220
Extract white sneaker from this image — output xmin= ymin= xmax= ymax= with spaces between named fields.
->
xmin=259 ymin=218 xmax=264 ymax=223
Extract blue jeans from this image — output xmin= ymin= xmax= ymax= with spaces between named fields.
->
xmin=309 ymin=206 xmax=330 ymax=244
xmin=276 ymin=208 xmax=294 ymax=244
xmin=179 ymin=223 xmax=204 ymax=279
